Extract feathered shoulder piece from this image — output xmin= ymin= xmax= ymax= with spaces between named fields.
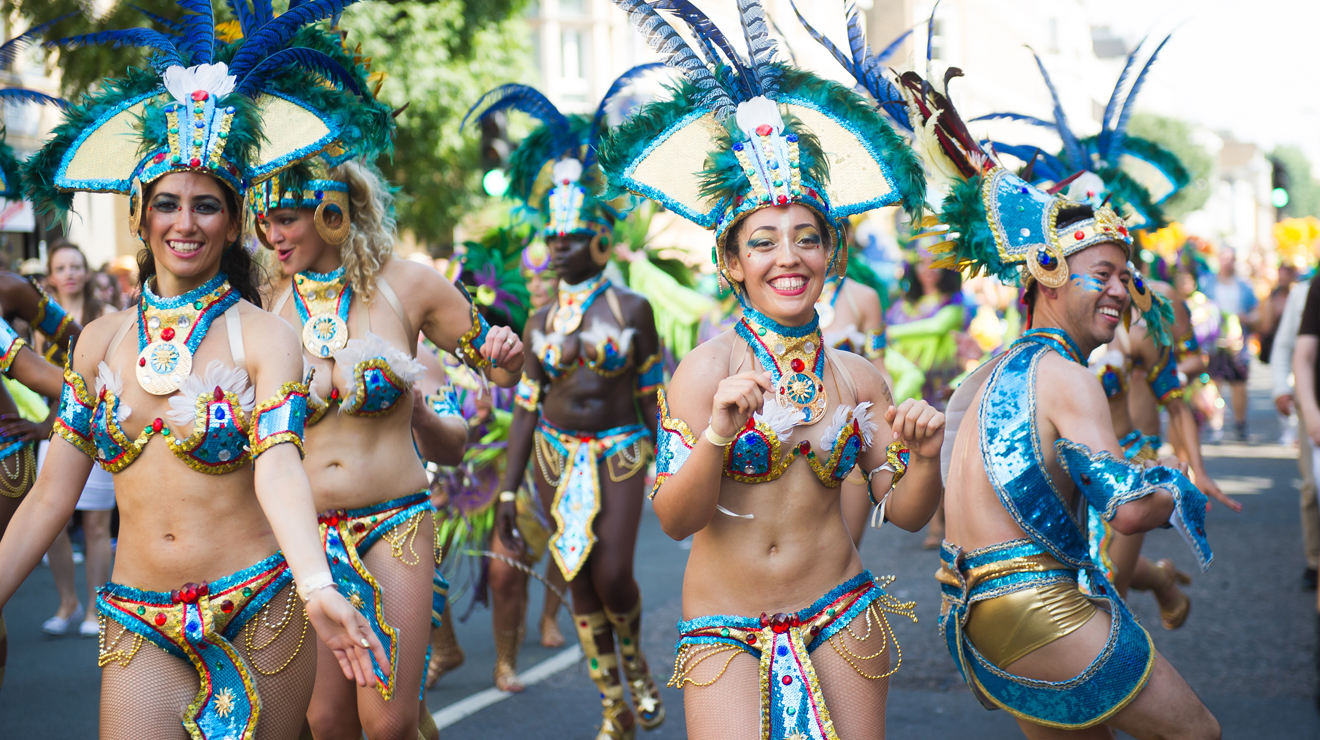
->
xmin=464 ymin=63 xmax=660 ymax=241
xmin=899 ymin=70 xmax=1171 ymax=342
xmin=597 ymin=0 xmax=924 ymax=290
xmin=23 ymin=0 xmax=378 ymax=224
xmin=972 ymin=34 xmax=1189 ymax=231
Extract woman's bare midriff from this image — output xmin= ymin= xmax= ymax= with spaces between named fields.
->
xmin=679 ymin=463 xmax=862 ymax=620
xmin=541 ymin=370 xmax=643 ymax=432
xmin=108 ymin=445 xmax=279 ymax=591
xmin=303 ymin=404 xmax=429 ymax=511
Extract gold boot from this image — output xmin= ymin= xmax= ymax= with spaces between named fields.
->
xmin=425 ymin=607 xmax=465 ymax=689
xmin=418 ymin=700 xmax=440 ymax=740
xmin=493 ymin=627 xmax=525 ymax=692
xmin=606 ymin=601 xmax=664 ymax=730
xmin=575 ymin=611 xmax=635 ymax=740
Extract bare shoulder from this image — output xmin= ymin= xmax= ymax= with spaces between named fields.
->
xmin=844 ymin=278 xmax=881 ymax=306
xmin=237 ymin=300 xmax=300 ymax=359
xmin=380 ymin=256 xmax=444 ymax=291
xmin=1037 ymin=352 xmax=1104 ymax=411
xmin=69 ymin=311 xmax=129 ymax=377
xmin=608 ymin=282 xmax=651 ymax=310
xmin=667 ymin=331 xmax=737 ymax=418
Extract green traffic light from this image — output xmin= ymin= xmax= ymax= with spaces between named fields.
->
xmin=483 ymin=169 xmax=510 ymax=197
xmin=1272 ymin=187 xmax=1290 ymax=208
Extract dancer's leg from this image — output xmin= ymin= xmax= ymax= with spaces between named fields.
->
xmin=812 ymin=604 xmax=894 ymax=739
xmin=488 ymin=531 xmax=530 ymax=692
xmin=234 ymin=582 xmax=320 ymax=739
xmin=680 ymin=649 xmax=760 ymax=740
xmin=541 ymin=560 xmax=567 ymax=648
xmin=1106 ymin=531 xmax=1145 ymax=597
xmin=99 ymin=618 xmax=195 ymax=740
xmin=83 ymin=510 xmax=114 ymax=626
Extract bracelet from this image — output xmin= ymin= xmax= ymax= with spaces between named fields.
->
xmin=297 ymin=572 xmax=338 ymax=602
xmin=498 ymin=490 xmax=517 ymax=503
xmin=703 ymin=426 xmax=737 ymax=447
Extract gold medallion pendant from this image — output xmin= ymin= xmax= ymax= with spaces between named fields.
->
xmin=550 ymin=274 xmax=609 ymax=335
xmin=293 ymin=270 xmax=353 ymax=358
xmin=136 ymin=275 xmax=238 ymax=396
xmin=136 ymin=337 xmax=193 ymax=395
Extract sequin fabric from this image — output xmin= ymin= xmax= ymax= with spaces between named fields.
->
xmin=0 ymin=317 xmax=26 ymax=375
xmin=514 ymin=373 xmax=542 ymax=412
xmin=31 ymin=288 xmax=73 ymax=363
xmin=427 ymin=386 xmax=463 ymax=418
xmin=937 ymin=540 xmax=1154 ymax=730
xmin=1144 ymin=345 xmax=1182 ymax=403
xmin=250 ymin=382 xmax=309 ymax=458
xmin=672 ymin=572 xmax=915 ymax=740
xmin=319 ymin=491 xmax=432 ymax=700
xmin=97 ymin=552 xmax=292 ymax=740
xmin=636 ymin=353 xmax=664 ymax=395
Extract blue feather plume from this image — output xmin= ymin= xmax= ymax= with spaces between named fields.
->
xmin=1109 ymin=33 xmax=1173 ymax=158
xmin=173 ymin=0 xmax=215 ymax=64
xmin=52 ymin=28 xmax=184 ymax=67
xmin=790 ymin=0 xmax=911 ymax=131
xmin=463 ymin=84 xmax=570 ymax=137
xmin=736 ymin=0 xmax=779 ymax=97
xmin=228 ymin=0 xmax=353 ymax=78
xmin=224 ymin=0 xmax=259 ymax=38
xmin=236 ymin=46 xmax=361 ymax=95
xmin=788 ymin=0 xmax=853 ymax=77
xmin=612 ymin=0 xmax=734 ymax=119
xmin=1096 ymin=35 xmax=1145 ymax=156
xmin=131 ymin=6 xmax=185 ymax=35
xmin=987 ymin=141 xmax=1065 ymax=182
xmin=651 ymin=0 xmax=754 ymax=100
xmin=969 ymin=111 xmax=1057 ymax=129
xmin=0 ymin=88 xmax=66 ymax=109
xmin=1027 ymin=49 xmax=1085 ymax=169
xmin=587 ymin=62 xmax=665 ymax=165
xmin=251 ymin=0 xmax=275 ymax=27
xmin=0 ymin=14 xmax=76 ymax=69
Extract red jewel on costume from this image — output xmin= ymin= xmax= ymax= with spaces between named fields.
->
xmin=189 ymin=158 xmax=201 ymax=168
xmin=220 ymin=600 xmax=234 ymax=613
xmin=139 ymin=357 xmax=147 ymax=367
xmin=790 ymin=358 xmax=805 ymax=372
xmin=329 ymin=388 xmax=340 ymax=401
xmin=214 ymin=386 xmax=224 ymax=401
xmin=776 ymin=195 xmax=789 ymax=205
xmin=746 ymin=634 xmax=757 ymax=644
xmin=161 ymin=327 xmax=175 ymax=341
xmin=153 ymin=613 xmax=167 ymax=626
xmin=152 ymin=418 xmax=164 ymax=433
xmin=191 ymin=90 xmax=208 ymax=101
xmin=755 ymin=124 xmax=773 ymax=136
xmin=1073 ymin=230 xmax=1085 ymax=241
xmin=782 ymin=675 xmax=793 ymax=685
xmin=352 ymin=522 xmax=366 ymax=533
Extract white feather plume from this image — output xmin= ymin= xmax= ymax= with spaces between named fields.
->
xmin=823 ymin=324 xmax=865 ymax=353
xmin=820 ymin=401 xmax=877 ymax=450
xmin=735 ymin=96 xmax=784 ymax=136
xmin=333 ymin=333 xmax=425 ymax=398
xmin=166 ymin=360 xmax=255 ymax=425
xmin=163 ymin=63 xmax=236 ymax=104
xmin=95 ymin=362 xmax=131 ymax=423
xmin=754 ymin=400 xmax=804 ymax=438
xmin=579 ymin=321 xmax=636 ymax=360
xmin=530 ymin=328 xmax=566 ymax=359
xmin=552 ymin=158 xmax=583 ymax=184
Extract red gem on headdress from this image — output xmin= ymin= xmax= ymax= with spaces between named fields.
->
xmin=755 ymin=124 xmax=773 ymax=136
xmin=161 ymin=327 xmax=176 ymax=341
xmin=807 ymin=188 xmax=819 ymax=200
xmin=1119 ymin=225 xmax=1128 ymax=237
xmin=153 ymin=153 xmax=166 ymax=164
xmin=776 ymin=195 xmax=788 ymax=205
xmin=1073 ymin=230 xmax=1085 ymax=241
xmin=191 ymin=91 xmax=208 ymax=101
xmin=562 ymin=179 xmax=570 ymax=185
xmin=189 ymin=158 xmax=201 ymax=168
xmin=790 ymin=358 xmax=805 ymax=372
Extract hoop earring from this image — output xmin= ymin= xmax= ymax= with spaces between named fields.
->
xmin=127 ymin=177 xmax=144 ymax=240
xmin=589 ymin=232 xmax=612 ymax=266
xmin=314 ymin=202 xmax=350 ymax=246
xmin=1026 ymin=241 xmax=1069 ymax=289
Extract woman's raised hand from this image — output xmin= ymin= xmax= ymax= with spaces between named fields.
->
xmin=481 ymin=325 xmax=525 ymax=373
xmin=708 ymin=371 xmax=773 ymax=439
xmin=884 ymin=399 xmax=945 ymax=460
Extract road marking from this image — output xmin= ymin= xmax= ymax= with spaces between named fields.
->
xmin=431 ymin=645 xmax=582 ymax=730
xmin=1200 ymin=443 xmax=1297 ymax=460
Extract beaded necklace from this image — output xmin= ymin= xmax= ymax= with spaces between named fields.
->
xmin=1014 ymin=327 xmax=1084 ymax=364
xmin=550 ymin=272 xmax=609 ymax=334
xmin=137 ymin=273 xmax=239 ymax=395
xmin=814 ymin=275 xmax=845 ymax=329
xmin=293 ymin=267 xmax=353 ymax=358
xmin=735 ymin=303 xmax=828 ymax=425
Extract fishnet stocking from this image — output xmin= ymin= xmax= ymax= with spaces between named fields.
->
xmin=307 ymin=514 xmax=435 ymax=740
xmin=679 ymin=605 xmax=895 ymax=740
xmin=99 ymin=582 xmax=317 ymax=740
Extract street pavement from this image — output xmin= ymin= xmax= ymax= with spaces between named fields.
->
xmin=2 ymin=365 xmax=1319 ymax=738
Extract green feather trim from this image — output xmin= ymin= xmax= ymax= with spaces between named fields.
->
xmin=598 ymin=80 xmax=701 ymax=201
xmin=939 ymin=175 xmax=1018 ymax=283
xmin=0 ymin=133 xmax=22 ymax=199
xmin=459 ymin=228 xmax=530 ymax=333
xmin=1142 ymin=290 xmax=1175 ymax=349
xmin=506 ymin=114 xmax=592 ymax=204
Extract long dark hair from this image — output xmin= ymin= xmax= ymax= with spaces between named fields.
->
xmin=136 ymin=181 xmax=265 ymax=307
xmin=46 ymin=241 xmax=104 ymax=324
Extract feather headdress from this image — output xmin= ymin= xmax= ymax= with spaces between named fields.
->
xmin=0 ymin=17 xmax=70 ymax=199
xmin=973 ymin=34 xmax=1189 ymax=230
xmin=464 ymin=63 xmax=661 ymax=242
xmin=597 ymin=0 xmax=924 ymax=290
xmin=898 ymin=70 xmax=1173 ymax=344
xmin=23 ymin=0 xmax=380 ymax=226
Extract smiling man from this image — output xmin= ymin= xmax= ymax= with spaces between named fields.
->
xmin=897 ymin=71 xmax=1221 ymax=738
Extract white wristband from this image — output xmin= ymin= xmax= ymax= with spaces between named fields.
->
xmin=704 ymin=426 xmax=736 ymax=447
xmin=297 ymin=571 xmax=338 ymax=602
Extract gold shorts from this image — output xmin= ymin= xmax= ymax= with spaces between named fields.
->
xmin=963 ymin=580 xmax=1100 ymax=669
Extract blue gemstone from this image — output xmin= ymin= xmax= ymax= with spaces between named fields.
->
xmin=216 ymin=408 xmax=226 ymax=421
xmin=777 ymin=645 xmax=788 ymax=656
xmin=194 ymin=121 xmax=204 ymax=128
xmin=732 ymin=142 xmax=744 ymax=151
xmin=786 ymin=133 xmax=799 ymax=142
xmin=225 ymin=106 xmax=235 ymax=114
xmin=1037 ymin=251 xmax=1056 ymax=268
xmin=769 ymin=161 xmax=779 ymax=170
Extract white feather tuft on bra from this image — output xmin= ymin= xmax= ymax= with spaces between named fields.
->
xmin=167 ymin=360 xmax=256 ymax=424
xmin=754 ymin=399 xmax=804 ymax=437
xmin=95 ymin=363 xmax=131 ymax=423
xmin=579 ymin=320 xmax=636 ymax=358
xmin=819 ymin=401 xmax=877 ymax=450
xmin=333 ymin=333 xmax=425 ymax=398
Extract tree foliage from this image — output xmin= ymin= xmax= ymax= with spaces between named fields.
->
xmin=1271 ymin=144 xmax=1320 ymax=220
xmin=5 ymin=0 xmax=532 ymax=249
xmin=1126 ymin=112 xmax=1215 ymax=221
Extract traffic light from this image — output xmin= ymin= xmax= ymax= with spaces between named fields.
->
xmin=479 ymin=112 xmax=511 ymax=197
xmin=1271 ymin=158 xmax=1291 ymax=212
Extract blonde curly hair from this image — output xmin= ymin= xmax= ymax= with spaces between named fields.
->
xmin=332 ymin=159 xmax=395 ymax=303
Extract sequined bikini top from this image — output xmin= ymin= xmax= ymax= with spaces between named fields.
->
xmin=54 ymin=301 xmax=307 ymax=474
xmin=653 ymin=344 xmax=876 ymax=492
xmin=274 ymin=275 xmax=425 ymax=424
xmin=531 ymin=277 xmax=635 ymax=381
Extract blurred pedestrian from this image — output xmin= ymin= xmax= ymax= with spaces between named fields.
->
xmin=1202 ymin=246 xmax=1259 ymax=440
xmin=90 ymin=267 xmax=122 ymax=311
xmin=36 ymin=242 xmax=117 ymax=637
xmin=1273 ymin=271 xmax=1316 ymax=590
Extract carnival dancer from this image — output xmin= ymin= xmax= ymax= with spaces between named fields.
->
xmin=252 ymin=141 xmax=524 ymax=740
xmin=978 ymin=36 xmax=1239 ymax=634
xmin=905 ymin=70 xmax=1220 ymax=737
xmin=0 ymin=3 xmax=395 ymax=734
xmin=464 ymin=64 xmax=667 ymax=738
xmin=598 ymin=2 xmax=945 ymax=738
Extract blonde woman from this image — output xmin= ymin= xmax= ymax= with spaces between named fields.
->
xmin=252 ymin=159 xmax=523 ymax=739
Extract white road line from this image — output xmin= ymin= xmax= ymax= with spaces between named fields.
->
xmin=431 ymin=645 xmax=582 ymax=730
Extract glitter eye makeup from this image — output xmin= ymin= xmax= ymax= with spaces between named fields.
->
xmin=1069 ymin=274 xmax=1106 ymax=293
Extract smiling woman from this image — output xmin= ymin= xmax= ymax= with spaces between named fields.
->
xmin=594 ymin=2 xmax=947 ymax=738
xmin=0 ymin=3 xmax=402 ymax=738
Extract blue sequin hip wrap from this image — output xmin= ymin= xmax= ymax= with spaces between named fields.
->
xmin=670 ymin=571 xmax=915 ymax=740
xmin=318 ymin=490 xmax=432 ymax=701
xmin=96 ymin=551 xmax=294 ymax=740
xmin=937 ymin=539 xmax=1154 ymax=730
